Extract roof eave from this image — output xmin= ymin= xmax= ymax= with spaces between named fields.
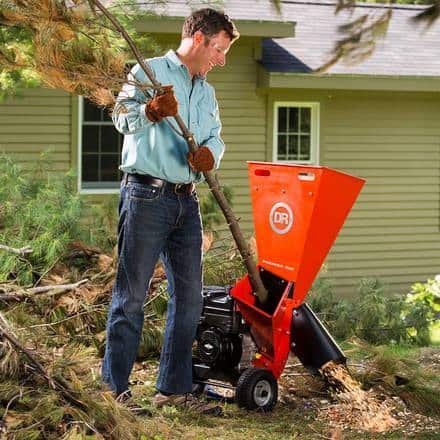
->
xmin=134 ymin=17 xmax=295 ymax=38
xmin=259 ymin=69 xmax=440 ymax=92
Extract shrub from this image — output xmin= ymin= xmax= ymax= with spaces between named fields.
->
xmin=0 ymin=155 xmax=83 ymax=284
xmin=309 ymin=276 xmax=437 ymax=346
xmin=404 ymin=275 xmax=440 ymax=346
xmin=199 ymin=184 xmax=233 ymax=233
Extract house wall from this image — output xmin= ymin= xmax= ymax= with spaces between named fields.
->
xmin=1 ymin=38 xmax=439 ymax=297
xmin=206 ymin=37 xmax=267 ymax=229
xmin=266 ymin=89 xmax=440 ymax=296
xmin=0 ymin=88 xmax=73 ymax=171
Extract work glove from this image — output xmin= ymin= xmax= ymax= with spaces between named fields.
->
xmin=187 ymin=146 xmax=215 ymax=172
xmin=145 ymin=85 xmax=178 ymax=122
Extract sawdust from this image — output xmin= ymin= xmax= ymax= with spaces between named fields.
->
xmin=320 ymin=361 xmax=399 ymax=433
xmin=279 ymin=358 xmax=440 ymax=435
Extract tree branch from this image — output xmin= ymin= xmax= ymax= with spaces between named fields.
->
xmin=0 ymin=244 xmax=33 ymax=256
xmin=0 ymin=279 xmax=89 ymax=302
xmin=0 ymin=312 xmax=87 ymax=409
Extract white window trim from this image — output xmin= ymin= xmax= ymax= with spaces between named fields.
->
xmin=272 ymin=101 xmax=320 ymax=165
xmin=78 ymin=96 xmax=120 ymax=195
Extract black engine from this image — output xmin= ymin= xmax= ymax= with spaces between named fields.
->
xmin=193 ymin=286 xmax=248 ymax=382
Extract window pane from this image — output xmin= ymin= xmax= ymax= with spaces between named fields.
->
xmin=82 ymin=99 xmax=123 ymax=188
xmin=101 ymin=155 xmax=120 ymax=181
xmin=300 ymin=135 xmax=311 ymax=160
xmin=82 ymin=154 xmax=99 ymax=181
xmin=84 ymin=99 xmax=102 ymax=122
xmin=288 ymin=108 xmax=299 ymax=133
xmin=288 ymin=136 xmax=298 ymax=159
xmin=278 ymin=107 xmax=287 ymax=132
xmin=277 ymin=134 xmax=287 ymax=158
xmin=82 ymin=126 xmax=99 ymax=153
xmin=101 ymin=126 xmax=120 ymax=153
xmin=300 ymin=108 xmax=311 ymax=133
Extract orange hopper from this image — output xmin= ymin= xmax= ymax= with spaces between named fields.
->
xmin=230 ymin=162 xmax=365 ymax=377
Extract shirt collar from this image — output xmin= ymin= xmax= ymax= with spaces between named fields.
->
xmin=165 ymin=50 xmax=206 ymax=82
xmin=165 ymin=50 xmax=184 ymax=71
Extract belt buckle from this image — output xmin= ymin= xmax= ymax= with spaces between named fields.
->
xmin=174 ymin=183 xmax=185 ymax=195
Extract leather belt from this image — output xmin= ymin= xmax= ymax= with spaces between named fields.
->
xmin=124 ymin=173 xmax=194 ymax=195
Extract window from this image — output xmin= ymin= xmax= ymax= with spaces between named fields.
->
xmin=273 ymin=102 xmax=319 ymax=164
xmin=79 ymin=97 xmax=123 ymax=192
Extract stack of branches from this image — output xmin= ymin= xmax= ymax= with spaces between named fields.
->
xmin=0 ymin=315 xmax=149 ymax=439
xmin=0 ymin=162 xmax=245 ymax=435
xmin=0 ymin=202 xmax=237 ymax=436
xmin=0 ymin=244 xmax=167 ymax=438
xmin=0 ymin=0 xmax=157 ymax=107
xmin=0 ymin=238 xmax=167 ymax=355
xmin=0 ymin=154 xmax=168 ymax=436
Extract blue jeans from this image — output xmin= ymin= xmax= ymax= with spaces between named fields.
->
xmin=102 ymin=179 xmax=203 ymax=395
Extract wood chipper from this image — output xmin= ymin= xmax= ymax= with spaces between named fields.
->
xmin=192 ymin=161 xmax=365 ymax=411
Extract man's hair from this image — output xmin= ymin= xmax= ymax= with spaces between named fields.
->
xmin=182 ymin=8 xmax=239 ymax=42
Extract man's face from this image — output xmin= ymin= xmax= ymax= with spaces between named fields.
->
xmin=193 ymin=30 xmax=232 ymax=76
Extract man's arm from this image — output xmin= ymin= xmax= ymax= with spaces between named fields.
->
xmin=112 ymin=63 xmax=153 ymax=135
xmin=200 ymin=85 xmax=225 ymax=170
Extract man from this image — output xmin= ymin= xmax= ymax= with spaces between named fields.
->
xmin=102 ymin=8 xmax=239 ymax=415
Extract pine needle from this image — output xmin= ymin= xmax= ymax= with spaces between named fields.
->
xmin=0 ymin=0 xmax=150 ymax=110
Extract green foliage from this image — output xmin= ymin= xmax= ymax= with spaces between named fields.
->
xmin=356 ymin=278 xmax=407 ymax=343
xmin=199 ymin=185 xmax=245 ymax=285
xmin=0 ymin=154 xmax=83 ymax=284
xmin=199 ymin=185 xmax=233 ymax=232
xmin=404 ymin=275 xmax=440 ymax=345
xmin=309 ymin=275 xmax=438 ymax=346
xmin=85 ymin=195 xmax=120 ymax=252
xmin=0 ymin=19 xmax=40 ymax=99
xmin=0 ymin=0 xmax=163 ymax=101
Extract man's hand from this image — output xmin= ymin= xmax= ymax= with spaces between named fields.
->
xmin=187 ymin=146 xmax=215 ymax=172
xmin=145 ymin=85 xmax=178 ymax=122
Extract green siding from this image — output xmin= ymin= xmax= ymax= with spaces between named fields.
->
xmin=266 ymin=89 xmax=440 ymax=295
xmin=0 ymin=88 xmax=72 ymax=171
xmin=1 ymin=38 xmax=440 ymax=297
xmin=203 ymin=38 xmax=267 ymax=236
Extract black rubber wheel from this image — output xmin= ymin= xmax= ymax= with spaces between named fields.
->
xmin=235 ymin=368 xmax=278 ymax=411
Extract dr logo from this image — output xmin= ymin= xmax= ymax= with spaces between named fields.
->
xmin=269 ymin=202 xmax=294 ymax=235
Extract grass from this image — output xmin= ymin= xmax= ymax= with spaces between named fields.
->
xmin=131 ymin=390 xmax=440 ymax=440
xmin=125 ymin=345 xmax=440 ymax=440
xmin=1 ymin=337 xmax=439 ymax=439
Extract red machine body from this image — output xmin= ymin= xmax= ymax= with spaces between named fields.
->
xmin=230 ymin=162 xmax=365 ymax=379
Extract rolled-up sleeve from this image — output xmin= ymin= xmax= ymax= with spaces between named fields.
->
xmin=112 ymin=64 xmax=154 ymax=135
xmin=200 ymin=85 xmax=225 ymax=170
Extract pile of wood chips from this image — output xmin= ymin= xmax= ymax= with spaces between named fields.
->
xmin=319 ymin=361 xmax=398 ymax=433
xmin=279 ymin=358 xmax=440 ymax=435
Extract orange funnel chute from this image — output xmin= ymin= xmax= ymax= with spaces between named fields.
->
xmin=248 ymin=162 xmax=365 ymax=306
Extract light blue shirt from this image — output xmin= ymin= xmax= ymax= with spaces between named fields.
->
xmin=112 ymin=50 xmax=225 ymax=184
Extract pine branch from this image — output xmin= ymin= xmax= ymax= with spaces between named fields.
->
xmin=316 ymin=8 xmax=392 ymax=73
xmin=89 ymin=0 xmax=159 ymax=89
xmin=317 ymin=1 xmax=440 ymax=72
xmin=22 ymin=304 xmax=105 ymax=329
xmin=0 ymin=279 xmax=89 ymax=302
xmin=0 ymin=312 xmax=87 ymax=409
xmin=0 ymin=244 xmax=33 ymax=256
